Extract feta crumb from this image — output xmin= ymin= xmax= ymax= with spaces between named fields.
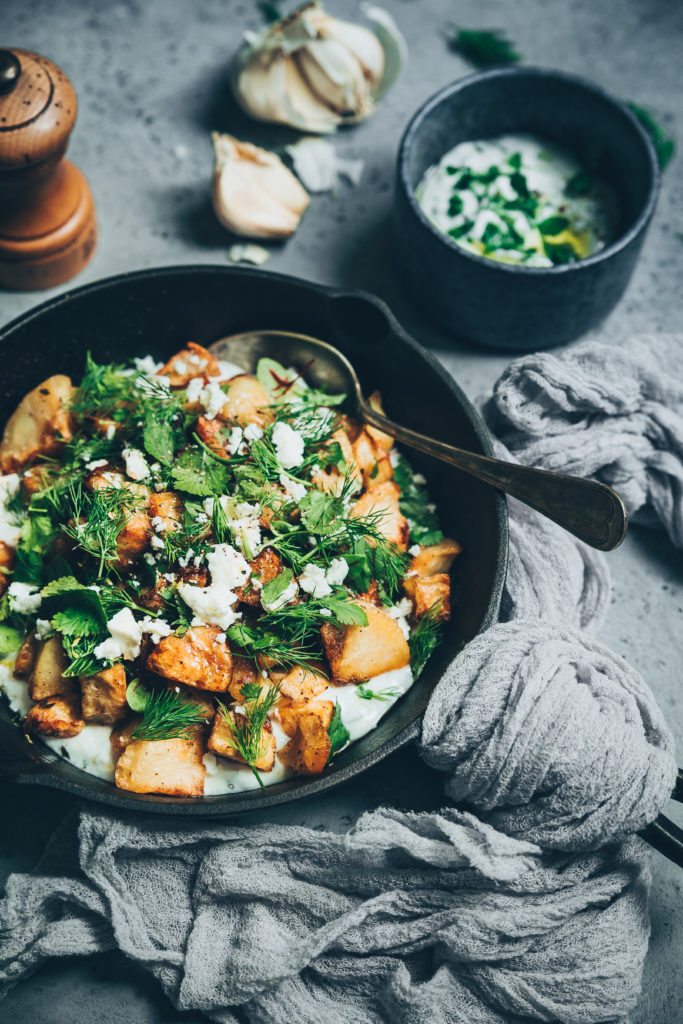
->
xmin=150 ymin=535 xmax=165 ymax=550
xmin=279 ymin=473 xmax=306 ymax=502
xmin=106 ymin=424 xmax=116 ymax=441
xmin=8 ymin=582 xmax=42 ymax=615
xmin=133 ymin=355 xmax=164 ymax=375
xmin=243 ymin=423 xmax=264 ymax=443
xmin=298 ymin=563 xmax=331 ymax=599
xmin=174 ymin=359 xmax=188 ymax=375
xmin=94 ymin=608 xmax=143 ymax=661
xmin=0 ymin=473 xmax=22 ymax=548
xmin=272 ymin=421 xmax=305 ymax=469
xmin=386 ymin=598 xmax=412 ymax=640
xmin=216 ymin=360 xmax=244 ymax=380
xmin=150 ymin=515 xmax=167 ymax=533
xmin=85 ymin=459 xmax=108 ymax=471
xmin=200 ymin=381 xmax=227 ymax=420
xmin=326 ymin=557 xmax=349 ymax=586
xmin=409 ymin=544 xmax=421 ymax=556
xmin=186 ymin=377 xmax=204 ymax=404
xmin=214 ymin=632 xmax=227 ymax=644
xmin=163 ymin=572 xmax=176 ymax=583
xmin=138 ymin=616 xmax=173 ymax=645
xmin=34 ymin=618 xmax=53 ymax=640
xmin=122 ymin=448 xmax=150 ymax=481
xmin=187 ymin=353 xmax=202 ymax=366
xmin=177 ymin=543 xmax=250 ymax=630
xmin=319 ymin=608 xmax=332 ymax=617
xmin=412 ymin=473 xmax=426 ymax=485
xmin=226 ymin=426 xmax=245 ymax=455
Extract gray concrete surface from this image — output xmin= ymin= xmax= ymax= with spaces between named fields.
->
xmin=1 ymin=1 xmax=681 ymax=1021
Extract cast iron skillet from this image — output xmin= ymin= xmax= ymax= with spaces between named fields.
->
xmin=0 ymin=266 xmax=508 ymax=816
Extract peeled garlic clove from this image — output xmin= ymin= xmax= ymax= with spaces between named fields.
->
xmin=211 ymin=132 xmax=310 ymax=240
xmin=296 ymin=38 xmax=373 ymax=117
xmin=230 ymin=1 xmax=406 ymax=134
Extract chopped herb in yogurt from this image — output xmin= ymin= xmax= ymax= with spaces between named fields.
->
xmin=417 ymin=134 xmax=619 ymax=268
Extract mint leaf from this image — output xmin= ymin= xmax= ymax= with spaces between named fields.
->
xmin=327 ymin=703 xmax=350 ymax=763
xmin=143 ymin=409 xmax=175 ymax=466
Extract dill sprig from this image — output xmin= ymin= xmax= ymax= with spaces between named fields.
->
xmin=218 ymin=685 xmax=280 ymax=788
xmin=357 ymin=684 xmax=401 ymax=702
xmin=449 ymin=27 xmax=520 ymax=68
xmin=132 ymin=689 xmax=210 ymax=741
xmin=226 ymin=622 xmax=320 ymax=672
xmin=408 ymin=605 xmax=445 ymax=676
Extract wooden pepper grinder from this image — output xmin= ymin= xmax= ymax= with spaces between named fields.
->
xmin=0 ymin=48 xmax=97 ymax=291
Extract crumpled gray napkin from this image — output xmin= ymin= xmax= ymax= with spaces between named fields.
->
xmin=485 ymin=335 xmax=683 ymax=547
xmin=0 ymin=339 xmax=679 ymax=1024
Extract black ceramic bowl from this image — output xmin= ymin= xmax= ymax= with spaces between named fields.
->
xmin=394 ymin=66 xmax=660 ymax=350
xmin=0 ymin=266 xmax=507 ymax=817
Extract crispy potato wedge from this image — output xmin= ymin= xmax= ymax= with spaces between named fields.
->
xmin=321 ymin=599 xmax=410 ymax=684
xmin=278 ymin=664 xmax=328 ymax=704
xmin=116 ymin=510 xmax=152 ymax=569
xmin=14 ymin=632 xmax=39 ymax=679
xmin=352 ymin=429 xmax=393 ymax=489
xmin=351 ymin=481 xmax=409 ymax=551
xmin=79 ymin=664 xmax=128 ymax=724
xmin=403 ymin=573 xmax=451 ymax=621
xmin=115 ymin=735 xmax=205 ymax=796
xmin=278 ymin=698 xmax=334 ymax=737
xmin=208 ymin=710 xmax=275 ymax=771
xmin=196 ymin=415 xmax=230 ymax=458
xmin=110 ymin=715 xmax=142 ymax=761
xmin=25 ymin=694 xmax=84 ymax=738
xmin=236 ymin=547 xmax=283 ymax=607
xmin=0 ymin=375 xmax=74 ymax=473
xmin=161 ymin=342 xmax=220 ymax=388
xmin=29 ymin=636 xmax=78 ymax=701
xmin=146 ymin=625 xmax=233 ymax=692
xmin=226 ymin=655 xmax=261 ymax=702
xmin=279 ymin=709 xmax=331 ymax=775
xmin=0 ymin=541 xmax=15 ymax=597
xmin=409 ymin=538 xmax=462 ymax=576
xmin=219 ymin=374 xmax=272 ymax=427
xmin=366 ymin=391 xmax=394 ymax=453
xmin=149 ymin=491 xmax=183 ymax=532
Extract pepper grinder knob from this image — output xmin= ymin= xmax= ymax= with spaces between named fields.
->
xmin=0 ymin=48 xmax=97 ymax=291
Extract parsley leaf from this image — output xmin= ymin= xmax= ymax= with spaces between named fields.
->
xmin=260 ymin=568 xmax=294 ymax=607
xmin=143 ymin=409 xmax=175 ymax=466
xmin=240 ymin=681 xmax=264 ymax=701
xmin=172 ymin=449 xmax=230 ymax=497
xmin=320 ymin=597 xmax=368 ymax=627
xmin=327 ymin=703 xmax=350 ymax=763
xmin=299 ymin=490 xmax=339 ymax=533
xmin=52 ymin=606 xmax=104 ymax=638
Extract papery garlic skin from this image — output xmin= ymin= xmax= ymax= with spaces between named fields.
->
xmin=231 ymin=1 xmax=405 ymax=134
xmin=211 ymin=132 xmax=310 ymax=240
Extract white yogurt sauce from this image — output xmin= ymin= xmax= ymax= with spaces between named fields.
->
xmin=0 ymin=659 xmax=413 ymax=794
xmin=417 ymin=134 xmax=618 ymax=268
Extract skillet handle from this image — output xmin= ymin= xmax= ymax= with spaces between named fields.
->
xmin=640 ymin=770 xmax=683 ymax=867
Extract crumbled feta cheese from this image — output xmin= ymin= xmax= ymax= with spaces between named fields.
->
xmin=243 ymin=423 xmax=264 ymax=442
xmin=272 ymin=421 xmax=305 ymax=469
xmin=319 ymin=608 xmax=332 ymax=617
xmin=8 ymin=582 xmax=42 ymax=615
xmin=386 ymin=598 xmax=412 ymax=640
xmin=412 ymin=473 xmax=426 ymax=485
xmin=261 ymin=578 xmax=298 ymax=612
xmin=187 ymin=353 xmax=202 ymax=366
xmin=85 ymin=459 xmax=108 ymax=471
xmin=178 ymin=547 xmax=195 ymax=568
xmin=94 ymin=608 xmax=143 ymax=661
xmin=200 ymin=381 xmax=227 ymax=420
xmin=150 ymin=515 xmax=167 ymax=533
xmin=195 ymin=512 xmax=209 ymax=525
xmin=389 ymin=450 xmax=399 ymax=468
xmin=150 ymin=535 xmax=165 ymax=550
xmin=216 ymin=360 xmax=244 ymax=380
xmin=214 ymin=632 xmax=227 ymax=644
xmin=133 ymin=355 xmax=164 ymax=375
xmin=163 ymin=572 xmax=176 ymax=583
xmin=186 ymin=377 xmax=204 ymax=404
xmin=106 ymin=424 xmax=116 ymax=441
xmin=122 ymin=448 xmax=150 ymax=481
xmin=34 ymin=618 xmax=52 ymax=640
xmin=174 ymin=359 xmax=188 ymax=375
xmin=409 ymin=544 xmax=421 ymax=556
xmin=143 ymin=553 xmax=156 ymax=566
xmin=326 ymin=557 xmax=349 ymax=586
xmin=0 ymin=473 xmax=22 ymax=547
xmin=138 ymin=616 xmax=173 ymax=645
xmin=298 ymin=563 xmax=330 ymax=599
xmin=279 ymin=473 xmax=306 ymax=502
xmin=177 ymin=543 xmax=250 ymax=629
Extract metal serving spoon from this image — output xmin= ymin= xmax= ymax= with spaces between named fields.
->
xmin=210 ymin=330 xmax=627 ymax=552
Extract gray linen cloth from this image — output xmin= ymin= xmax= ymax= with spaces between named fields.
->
xmin=0 ymin=340 xmax=678 ymax=1023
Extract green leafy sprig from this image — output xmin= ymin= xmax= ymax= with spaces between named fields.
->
xmin=449 ymin=27 xmax=520 ymax=68
xmin=218 ymin=684 xmax=280 ymax=788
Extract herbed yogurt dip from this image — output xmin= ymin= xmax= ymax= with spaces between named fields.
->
xmin=417 ymin=134 xmax=619 ymax=268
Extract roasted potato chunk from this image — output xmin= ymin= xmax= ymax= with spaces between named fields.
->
xmin=148 ymin=491 xmax=183 ymax=532
xmin=115 ymin=510 xmax=152 ymax=569
xmin=237 ymin=547 xmax=283 ymax=606
xmin=196 ymin=416 xmax=230 ymax=458
xmin=87 ymin=469 xmax=149 ymax=503
xmin=0 ymin=541 xmax=15 ymax=597
xmin=29 ymin=636 xmax=78 ymax=701
xmin=79 ymin=664 xmax=128 ymax=724
xmin=366 ymin=391 xmax=394 ymax=453
xmin=208 ymin=709 xmax=275 ymax=771
xmin=409 ymin=538 xmax=461 ymax=576
xmin=146 ymin=625 xmax=233 ymax=692
xmin=278 ymin=664 xmax=328 ymax=704
xmin=161 ymin=342 xmax=220 ymax=388
xmin=0 ymin=375 xmax=74 ymax=472
xmin=403 ymin=573 xmax=451 ymax=621
xmin=219 ymin=374 xmax=272 ymax=427
xmin=22 ymin=464 xmax=59 ymax=496
xmin=352 ymin=429 xmax=393 ymax=489
xmin=25 ymin=694 xmax=84 ymax=738
xmin=321 ymin=600 xmax=410 ymax=684
xmin=226 ymin=655 xmax=261 ymax=702
xmin=279 ymin=708 xmax=332 ymax=775
xmin=115 ymin=735 xmax=205 ymax=796
xmin=14 ymin=632 xmax=39 ymax=678
xmin=278 ymin=698 xmax=334 ymax=737
xmin=110 ymin=715 xmax=142 ymax=761
xmin=351 ymin=481 xmax=409 ymax=551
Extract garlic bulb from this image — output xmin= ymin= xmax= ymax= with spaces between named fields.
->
xmin=231 ymin=2 xmax=406 ymax=133
xmin=211 ymin=132 xmax=310 ymax=239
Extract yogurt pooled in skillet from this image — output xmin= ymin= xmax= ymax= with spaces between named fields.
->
xmin=0 ymin=343 xmax=461 ymax=797
xmin=417 ymin=134 xmax=619 ymax=268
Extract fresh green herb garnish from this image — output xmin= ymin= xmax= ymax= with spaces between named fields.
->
xmin=393 ymin=453 xmax=443 ymax=548
xmin=327 ymin=702 xmax=350 ymax=763
xmin=132 ymin=688 xmax=209 ymax=741
xmin=218 ymin=684 xmax=280 ymax=788
xmin=628 ymin=102 xmax=675 ymax=170
xmin=0 ymin=624 xmax=22 ymax=656
xmin=408 ymin=605 xmax=445 ymax=676
xmin=356 ymin=684 xmax=400 ymax=702
xmin=449 ymin=27 xmax=520 ymax=68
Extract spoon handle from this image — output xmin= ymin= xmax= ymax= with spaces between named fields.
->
xmin=361 ymin=405 xmax=627 ymax=551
